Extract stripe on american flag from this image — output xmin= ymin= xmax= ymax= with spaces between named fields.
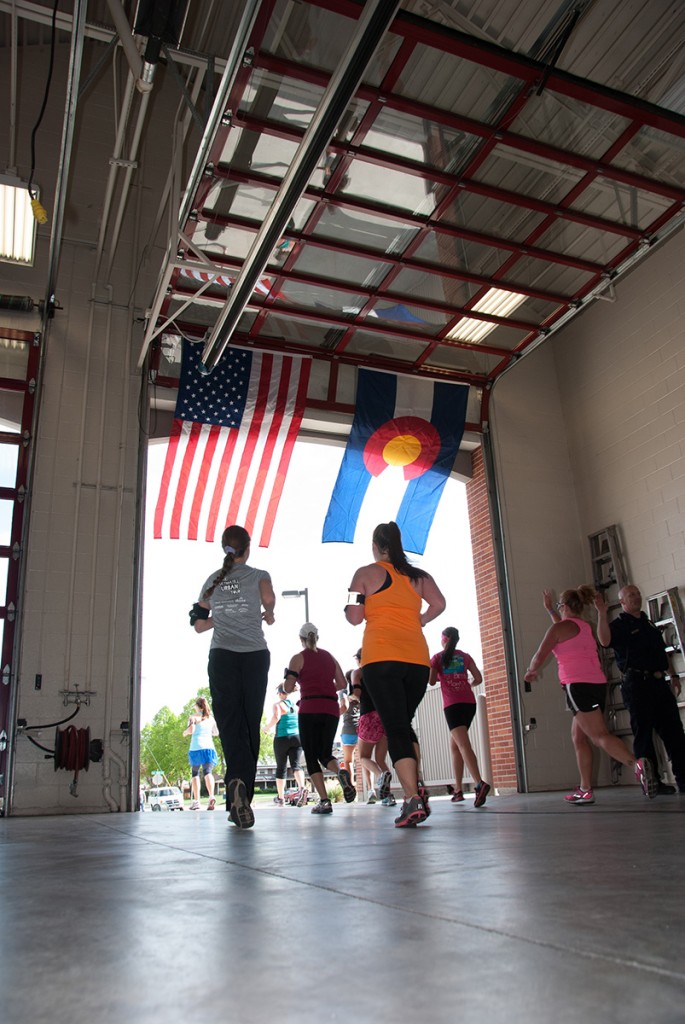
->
xmin=153 ymin=345 xmax=310 ymax=546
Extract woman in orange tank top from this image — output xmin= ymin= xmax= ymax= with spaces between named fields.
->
xmin=345 ymin=522 xmax=446 ymax=828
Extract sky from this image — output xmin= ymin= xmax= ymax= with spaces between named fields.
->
xmin=141 ymin=437 xmax=482 ymax=726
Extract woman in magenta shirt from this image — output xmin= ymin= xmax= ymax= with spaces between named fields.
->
xmin=429 ymin=627 xmax=490 ymax=807
xmin=525 ymin=585 xmax=656 ymax=804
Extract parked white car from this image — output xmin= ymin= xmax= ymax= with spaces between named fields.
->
xmin=148 ymin=786 xmax=184 ymax=811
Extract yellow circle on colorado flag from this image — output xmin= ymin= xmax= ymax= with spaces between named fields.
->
xmin=383 ymin=434 xmax=422 ymax=467
xmin=363 ymin=415 xmax=441 ymax=479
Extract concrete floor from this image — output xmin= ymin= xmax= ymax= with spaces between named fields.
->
xmin=1 ymin=789 xmax=684 ymax=1024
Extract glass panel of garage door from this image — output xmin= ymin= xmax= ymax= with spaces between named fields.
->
xmin=0 ymin=500 xmax=13 ymax=546
xmin=0 ymin=391 xmax=23 ymax=434
xmin=0 ymin=445 xmax=19 ymax=488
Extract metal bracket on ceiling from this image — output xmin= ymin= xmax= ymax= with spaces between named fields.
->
xmin=596 ymin=275 xmax=616 ymax=302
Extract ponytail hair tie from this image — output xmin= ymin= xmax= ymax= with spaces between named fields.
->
xmin=224 ymin=545 xmax=236 ymax=555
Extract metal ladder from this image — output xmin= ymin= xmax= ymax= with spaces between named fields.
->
xmin=646 ymin=588 xmax=685 ymax=663
xmin=588 ymin=525 xmax=629 ymax=596
xmin=588 ymin=526 xmax=630 ymax=782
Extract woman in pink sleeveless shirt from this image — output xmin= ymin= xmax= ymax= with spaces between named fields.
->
xmin=525 ymin=585 xmax=656 ymax=804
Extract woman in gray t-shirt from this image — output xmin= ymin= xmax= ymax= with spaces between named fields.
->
xmin=192 ymin=524 xmax=275 ymax=829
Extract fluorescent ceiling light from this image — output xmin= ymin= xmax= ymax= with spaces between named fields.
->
xmin=446 ymin=287 xmax=527 ymax=344
xmin=0 ymin=175 xmax=38 ymax=265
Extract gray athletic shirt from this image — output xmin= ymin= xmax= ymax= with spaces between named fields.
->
xmin=199 ymin=563 xmax=271 ymax=653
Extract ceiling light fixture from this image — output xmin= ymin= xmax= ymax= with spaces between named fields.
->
xmin=0 ymin=174 xmax=39 ymax=265
xmin=446 ymin=287 xmax=527 ymax=344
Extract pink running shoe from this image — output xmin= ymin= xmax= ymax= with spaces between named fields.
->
xmin=474 ymin=781 xmax=491 ymax=807
xmin=451 ymin=790 xmax=465 ymax=803
xmin=394 ymin=796 xmax=427 ymax=828
xmin=564 ymin=787 xmax=595 ymax=805
xmin=634 ymin=758 xmax=657 ymax=799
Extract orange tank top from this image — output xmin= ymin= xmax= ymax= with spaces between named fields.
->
xmin=362 ymin=562 xmax=429 ymax=667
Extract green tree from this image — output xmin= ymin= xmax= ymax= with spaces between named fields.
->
xmin=140 ymin=706 xmax=188 ymax=785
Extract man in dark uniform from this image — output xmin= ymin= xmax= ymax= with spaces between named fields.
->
xmin=596 ymin=584 xmax=685 ymax=794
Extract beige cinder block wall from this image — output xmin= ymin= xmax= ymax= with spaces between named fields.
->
xmin=489 ymin=227 xmax=685 ymax=792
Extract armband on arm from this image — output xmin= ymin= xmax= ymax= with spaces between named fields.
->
xmin=284 ymin=668 xmax=299 ymax=681
xmin=189 ymin=602 xmax=210 ymax=626
xmin=345 ymin=591 xmax=365 ymax=606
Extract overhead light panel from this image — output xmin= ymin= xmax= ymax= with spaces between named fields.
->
xmin=446 ymin=287 xmax=527 ymax=344
xmin=0 ymin=175 xmax=38 ymax=265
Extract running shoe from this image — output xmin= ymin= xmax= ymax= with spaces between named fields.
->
xmin=338 ymin=766 xmax=357 ymax=803
xmin=311 ymin=799 xmax=333 ymax=815
xmin=474 ymin=781 xmax=491 ymax=808
xmin=189 ymin=801 xmax=200 ymax=811
xmin=273 ymin=796 xmax=284 ymax=806
xmin=366 ymin=790 xmax=377 ymax=804
xmin=564 ymin=787 xmax=595 ymax=804
xmin=227 ymin=778 xmax=255 ymax=829
xmin=296 ymin=788 xmax=309 ymax=807
xmin=634 ymin=758 xmax=657 ymax=799
xmin=381 ymin=794 xmax=396 ymax=806
xmin=451 ymin=790 xmax=464 ymax=803
xmin=207 ymin=798 xmax=216 ymax=811
xmin=417 ymin=781 xmax=431 ymax=818
xmin=394 ymin=796 xmax=427 ymax=828
xmin=377 ymin=770 xmax=392 ymax=801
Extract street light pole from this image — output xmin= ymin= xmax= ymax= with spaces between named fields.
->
xmin=281 ymin=588 xmax=309 ymax=622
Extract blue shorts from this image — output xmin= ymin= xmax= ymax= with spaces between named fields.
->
xmin=188 ymin=748 xmax=218 ymax=769
xmin=341 ymin=733 xmax=358 ymax=746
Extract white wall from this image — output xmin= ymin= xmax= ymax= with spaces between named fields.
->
xmin=554 ymin=229 xmax=685 ymax=596
xmin=490 ymin=226 xmax=685 ymax=792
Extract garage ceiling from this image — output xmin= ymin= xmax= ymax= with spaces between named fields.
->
xmin=4 ymin=0 xmax=685 ymax=428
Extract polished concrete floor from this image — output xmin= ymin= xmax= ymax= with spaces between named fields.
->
xmin=1 ymin=789 xmax=684 ymax=1024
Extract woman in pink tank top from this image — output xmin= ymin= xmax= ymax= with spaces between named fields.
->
xmin=525 ymin=585 xmax=656 ymax=804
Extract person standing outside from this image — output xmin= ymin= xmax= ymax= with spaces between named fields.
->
xmin=596 ymin=584 xmax=685 ymax=794
xmin=191 ymin=524 xmax=275 ymax=829
xmin=182 ymin=697 xmax=219 ymax=810
xmin=339 ymin=671 xmax=360 ymax=782
xmin=525 ymin=585 xmax=656 ymax=803
xmin=346 ymin=521 xmax=446 ymax=828
xmin=429 ymin=627 xmax=490 ymax=807
xmin=284 ymin=623 xmax=355 ymax=814
xmin=265 ymin=684 xmax=307 ymax=805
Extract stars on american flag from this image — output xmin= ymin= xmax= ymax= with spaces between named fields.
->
xmin=177 ymin=345 xmax=251 ymax=428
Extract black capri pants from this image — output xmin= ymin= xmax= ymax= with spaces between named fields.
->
xmin=361 ymin=660 xmax=429 ymax=764
xmin=273 ymin=734 xmax=303 ymax=778
xmin=298 ymin=712 xmax=338 ymax=778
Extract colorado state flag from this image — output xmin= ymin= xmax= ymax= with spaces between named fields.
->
xmin=322 ymin=370 xmax=469 ymax=554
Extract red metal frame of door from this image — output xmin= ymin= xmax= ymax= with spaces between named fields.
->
xmin=0 ymin=328 xmax=41 ymax=815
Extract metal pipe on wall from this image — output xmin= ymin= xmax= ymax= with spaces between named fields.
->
xmin=94 ymin=68 xmax=137 ymax=279
xmin=41 ymin=0 xmax=87 ymax=334
xmin=104 ymin=0 xmax=143 ymax=83
xmin=104 ymin=88 xmax=151 ymax=281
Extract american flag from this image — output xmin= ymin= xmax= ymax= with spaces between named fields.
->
xmin=153 ymin=343 xmax=310 ymax=546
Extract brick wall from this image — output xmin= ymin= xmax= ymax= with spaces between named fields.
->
xmin=466 ymin=448 xmax=518 ymax=790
